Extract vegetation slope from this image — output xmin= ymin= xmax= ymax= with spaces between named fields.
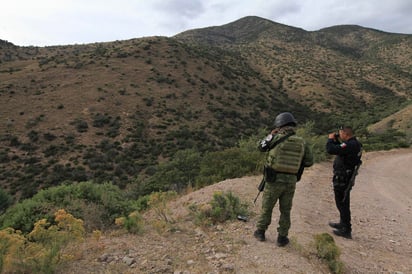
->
xmin=0 ymin=16 xmax=411 ymax=200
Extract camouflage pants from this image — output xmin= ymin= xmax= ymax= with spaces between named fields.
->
xmin=256 ymin=180 xmax=296 ymax=237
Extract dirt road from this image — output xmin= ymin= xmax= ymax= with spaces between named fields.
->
xmin=290 ymin=148 xmax=412 ymax=273
xmin=62 ymin=148 xmax=412 ymax=273
xmin=202 ymin=148 xmax=412 ymax=273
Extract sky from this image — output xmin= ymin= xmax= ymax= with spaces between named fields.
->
xmin=1 ymin=0 xmax=412 ymax=47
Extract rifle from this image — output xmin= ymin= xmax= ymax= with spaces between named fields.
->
xmin=253 ymin=177 xmax=266 ymax=205
xmin=296 ymin=160 xmax=305 ymax=182
xmin=342 ymin=163 xmax=361 ymax=202
xmin=254 ymin=133 xmax=294 ymax=204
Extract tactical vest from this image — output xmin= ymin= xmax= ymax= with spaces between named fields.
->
xmin=266 ymin=135 xmax=305 ymax=174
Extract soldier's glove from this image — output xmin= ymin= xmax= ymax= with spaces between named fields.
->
xmin=259 ymin=134 xmax=273 ymax=151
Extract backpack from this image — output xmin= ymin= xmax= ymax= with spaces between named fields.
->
xmin=266 ymin=135 xmax=305 ymax=174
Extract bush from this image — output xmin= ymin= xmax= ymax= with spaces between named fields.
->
xmin=147 ymin=191 xmax=177 ymax=224
xmin=92 ymin=113 xmax=111 ymax=127
xmin=139 ymin=149 xmax=202 ymax=195
xmin=314 ymin=233 xmax=344 ymax=274
xmin=196 ymin=145 xmax=260 ymax=187
xmin=119 ymin=191 xmax=178 ymax=234
xmin=71 ymin=119 xmax=88 ymax=133
xmin=0 ymin=209 xmax=85 ymax=273
xmin=190 ymin=191 xmax=248 ymax=226
xmin=0 ymin=188 xmax=12 ymax=214
xmin=0 ymin=149 xmax=10 ymax=163
xmin=361 ymin=129 xmax=410 ymax=151
xmin=296 ymin=121 xmax=329 ymax=163
xmin=0 ymin=182 xmax=133 ymax=233
xmin=115 ymin=211 xmax=144 ymax=234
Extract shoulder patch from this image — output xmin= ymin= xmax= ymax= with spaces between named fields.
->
xmin=340 ymin=143 xmax=347 ymax=149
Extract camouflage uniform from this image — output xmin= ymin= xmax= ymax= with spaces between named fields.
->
xmin=256 ymin=126 xmax=314 ymax=240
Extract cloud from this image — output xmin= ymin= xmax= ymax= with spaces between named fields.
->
xmin=156 ymin=0 xmax=205 ymax=18
xmin=1 ymin=0 xmax=411 ymax=46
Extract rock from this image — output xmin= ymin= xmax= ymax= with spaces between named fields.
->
xmin=122 ymin=256 xmax=135 ymax=266
xmin=214 ymin=253 xmax=227 ymax=259
xmin=195 ymin=227 xmax=206 ymax=237
xmin=222 ymin=263 xmax=235 ymax=271
xmin=98 ymin=253 xmax=109 ymax=262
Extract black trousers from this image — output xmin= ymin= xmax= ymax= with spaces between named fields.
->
xmin=333 ymin=185 xmax=352 ymax=231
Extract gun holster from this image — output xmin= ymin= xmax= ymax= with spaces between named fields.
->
xmin=264 ymin=166 xmax=277 ymax=183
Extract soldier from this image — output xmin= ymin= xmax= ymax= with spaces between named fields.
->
xmin=254 ymin=112 xmax=314 ymax=246
xmin=326 ymin=126 xmax=362 ymax=239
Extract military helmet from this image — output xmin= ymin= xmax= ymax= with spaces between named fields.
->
xmin=274 ymin=112 xmax=297 ymax=128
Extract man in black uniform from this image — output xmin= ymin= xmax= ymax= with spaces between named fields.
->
xmin=326 ymin=126 xmax=362 ymax=239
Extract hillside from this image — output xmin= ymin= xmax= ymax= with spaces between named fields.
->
xmin=58 ymin=148 xmax=412 ymax=273
xmin=368 ymin=103 xmax=412 ymax=141
xmin=0 ymin=16 xmax=411 ymax=198
xmin=175 ymin=16 xmax=412 ymax=115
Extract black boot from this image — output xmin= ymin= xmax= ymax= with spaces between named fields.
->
xmin=254 ymin=229 xmax=266 ymax=241
xmin=277 ymin=235 xmax=289 ymax=247
xmin=333 ymin=227 xmax=352 ymax=239
xmin=328 ymin=221 xmax=343 ymax=229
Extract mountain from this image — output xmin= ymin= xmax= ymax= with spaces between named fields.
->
xmin=0 ymin=16 xmax=411 ymax=199
xmin=176 ymin=16 xmax=411 ymax=117
xmin=174 ymin=16 xmax=308 ymax=45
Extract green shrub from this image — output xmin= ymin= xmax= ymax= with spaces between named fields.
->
xmin=314 ymin=233 xmax=344 ymax=274
xmin=361 ymin=129 xmax=410 ymax=151
xmin=71 ymin=118 xmax=88 ymax=133
xmin=0 ymin=149 xmax=10 ymax=163
xmin=27 ymin=130 xmax=39 ymax=142
xmin=115 ymin=211 xmax=144 ymax=234
xmin=0 ymin=182 xmax=133 ymax=233
xmin=120 ymin=191 xmax=178 ymax=234
xmin=196 ymin=145 xmax=260 ymax=187
xmin=139 ymin=149 xmax=202 ymax=195
xmin=296 ymin=121 xmax=329 ymax=163
xmin=0 ymin=209 xmax=85 ymax=274
xmin=0 ymin=198 xmax=45 ymax=233
xmin=0 ymin=188 xmax=12 ymax=214
xmin=92 ymin=113 xmax=111 ymax=127
xmin=190 ymin=191 xmax=248 ymax=226
xmin=147 ymin=191 xmax=177 ymax=223
xmin=133 ymin=194 xmax=151 ymax=211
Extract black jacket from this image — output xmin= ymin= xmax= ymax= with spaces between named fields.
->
xmin=326 ymin=137 xmax=362 ymax=172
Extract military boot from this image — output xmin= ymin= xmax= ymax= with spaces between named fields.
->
xmin=333 ymin=227 xmax=352 ymax=239
xmin=253 ymin=229 xmax=266 ymax=241
xmin=277 ymin=235 xmax=289 ymax=247
xmin=328 ymin=221 xmax=343 ymax=229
